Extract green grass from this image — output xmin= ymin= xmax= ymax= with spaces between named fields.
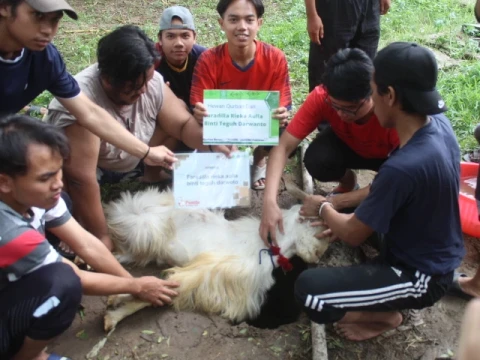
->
xmin=32 ymin=0 xmax=480 ymax=151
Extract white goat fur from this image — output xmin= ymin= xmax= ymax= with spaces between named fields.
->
xmin=103 ymin=187 xmax=328 ymax=331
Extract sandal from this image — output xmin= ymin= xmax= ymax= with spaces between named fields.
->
xmin=251 ymin=163 xmax=267 ymax=190
xmin=55 ymin=242 xmax=76 ymax=261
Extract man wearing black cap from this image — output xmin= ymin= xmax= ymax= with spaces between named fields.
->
xmin=294 ymin=42 xmax=465 ymax=340
xmin=0 ymin=0 xmax=178 ymax=170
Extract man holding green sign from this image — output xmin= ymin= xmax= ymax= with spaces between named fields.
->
xmin=190 ymin=0 xmax=292 ymax=190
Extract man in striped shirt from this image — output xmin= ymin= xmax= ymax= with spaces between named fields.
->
xmin=0 ymin=115 xmax=179 ymax=360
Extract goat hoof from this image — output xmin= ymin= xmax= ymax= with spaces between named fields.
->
xmin=104 ymin=313 xmax=116 ymax=332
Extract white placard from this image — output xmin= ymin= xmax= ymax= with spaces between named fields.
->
xmin=173 ymin=152 xmax=251 ymax=209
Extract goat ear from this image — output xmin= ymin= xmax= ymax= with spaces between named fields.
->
xmin=285 ymin=181 xmax=309 ymax=201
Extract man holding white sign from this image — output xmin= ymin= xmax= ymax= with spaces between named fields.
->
xmin=190 ymin=0 xmax=292 ymax=190
xmin=45 ymin=26 xmax=232 ymax=251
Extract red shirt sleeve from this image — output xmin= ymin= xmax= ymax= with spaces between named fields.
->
xmin=271 ymin=51 xmax=292 ymax=109
xmin=0 ymin=229 xmax=44 ymax=268
xmin=190 ymin=51 xmax=216 ymax=106
xmin=287 ymin=86 xmax=328 ymax=140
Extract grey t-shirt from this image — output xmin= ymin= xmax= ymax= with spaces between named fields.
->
xmin=45 ymin=64 xmax=165 ymax=172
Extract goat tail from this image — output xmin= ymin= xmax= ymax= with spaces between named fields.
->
xmin=166 ymin=252 xmax=274 ymax=323
xmin=104 ymin=188 xmax=176 ymax=266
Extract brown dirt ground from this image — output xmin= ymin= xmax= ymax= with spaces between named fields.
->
xmin=48 ymin=164 xmax=476 ymax=360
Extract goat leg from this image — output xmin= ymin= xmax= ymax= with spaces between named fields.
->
xmin=104 ymin=294 xmax=151 ymax=332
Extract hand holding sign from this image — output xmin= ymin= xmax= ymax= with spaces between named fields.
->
xmin=174 ymin=152 xmax=250 ymax=209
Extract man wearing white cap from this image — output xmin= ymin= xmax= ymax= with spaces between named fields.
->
xmin=0 ymin=0 xmax=178 ymax=171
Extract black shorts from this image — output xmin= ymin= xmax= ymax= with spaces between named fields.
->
xmin=303 ymin=126 xmax=386 ymax=182
xmin=0 ymin=263 xmax=82 ymax=358
xmin=308 ymin=0 xmax=380 ymax=91
xmin=294 ymin=256 xmax=454 ymax=324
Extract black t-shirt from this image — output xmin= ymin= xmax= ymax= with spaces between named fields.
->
xmin=355 ymin=114 xmax=465 ymax=275
xmin=155 ymin=44 xmax=206 ymax=105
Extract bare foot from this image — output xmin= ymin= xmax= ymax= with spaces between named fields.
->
xmin=458 ymin=277 xmax=480 ymax=298
xmin=334 ymin=312 xmax=402 ymax=341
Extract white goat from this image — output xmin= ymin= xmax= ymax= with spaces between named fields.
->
xmin=103 ymin=187 xmax=328 ymax=331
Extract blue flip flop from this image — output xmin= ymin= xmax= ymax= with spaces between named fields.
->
xmin=47 ymin=354 xmax=71 ymax=360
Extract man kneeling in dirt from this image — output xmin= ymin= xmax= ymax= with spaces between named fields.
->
xmin=45 ymin=25 xmax=231 ymax=251
xmin=294 ymin=42 xmax=465 ymax=340
xmin=0 ymin=115 xmax=179 ymax=360
xmin=259 ymin=48 xmax=399 ymax=244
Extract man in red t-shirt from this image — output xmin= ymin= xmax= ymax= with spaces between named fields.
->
xmin=190 ymin=0 xmax=292 ymax=190
xmin=260 ymin=48 xmax=399 ymax=245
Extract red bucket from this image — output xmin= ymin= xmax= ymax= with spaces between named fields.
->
xmin=459 ymin=162 xmax=480 ymax=237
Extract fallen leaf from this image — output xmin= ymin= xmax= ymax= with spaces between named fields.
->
xmin=85 ymin=337 xmax=107 ymax=359
xmin=75 ymin=329 xmax=88 ymax=340
xmin=270 ymin=346 xmax=282 ymax=353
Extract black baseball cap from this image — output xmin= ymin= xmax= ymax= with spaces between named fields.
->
xmin=373 ymin=42 xmax=447 ymax=115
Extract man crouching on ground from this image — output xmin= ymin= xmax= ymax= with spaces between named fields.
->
xmin=294 ymin=42 xmax=465 ymax=340
xmin=45 ymin=25 xmax=232 ymax=251
xmin=0 ymin=115 xmax=179 ymax=360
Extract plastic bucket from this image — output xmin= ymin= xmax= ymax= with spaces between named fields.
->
xmin=459 ymin=162 xmax=480 ymax=237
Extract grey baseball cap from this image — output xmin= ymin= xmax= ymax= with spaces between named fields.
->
xmin=25 ymin=0 xmax=78 ymax=20
xmin=159 ymin=6 xmax=195 ymax=32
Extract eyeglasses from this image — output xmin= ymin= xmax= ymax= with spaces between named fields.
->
xmin=325 ymin=97 xmax=368 ymax=117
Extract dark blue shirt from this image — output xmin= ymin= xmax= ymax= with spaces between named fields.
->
xmin=355 ymin=114 xmax=465 ymax=275
xmin=155 ymin=44 xmax=206 ymax=106
xmin=0 ymin=44 xmax=80 ymax=115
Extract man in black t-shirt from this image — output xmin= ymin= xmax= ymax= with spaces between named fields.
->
xmin=155 ymin=6 xmax=206 ymax=106
xmin=294 ymin=42 xmax=465 ymax=341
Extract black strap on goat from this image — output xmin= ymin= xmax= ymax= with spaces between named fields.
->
xmin=258 ymin=248 xmax=276 ymax=268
